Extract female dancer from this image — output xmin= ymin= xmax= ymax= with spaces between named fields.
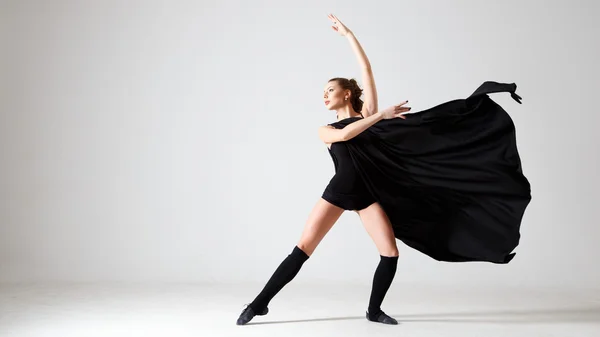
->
xmin=236 ymin=14 xmax=409 ymax=326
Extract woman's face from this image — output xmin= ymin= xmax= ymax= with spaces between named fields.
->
xmin=323 ymin=81 xmax=349 ymax=110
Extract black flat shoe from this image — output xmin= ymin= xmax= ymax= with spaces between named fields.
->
xmin=236 ymin=304 xmax=269 ymax=325
xmin=366 ymin=310 xmax=398 ymax=325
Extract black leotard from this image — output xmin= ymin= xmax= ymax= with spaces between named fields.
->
xmin=321 ymin=117 xmax=376 ymax=211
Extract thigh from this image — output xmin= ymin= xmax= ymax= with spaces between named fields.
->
xmin=297 ymin=198 xmax=345 ymax=256
xmin=356 ymin=202 xmax=399 ymax=257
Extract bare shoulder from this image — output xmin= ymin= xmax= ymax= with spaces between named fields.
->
xmin=320 ymin=125 xmax=334 ymax=150
xmin=318 ymin=124 xmax=346 ymax=145
xmin=319 ymin=124 xmax=337 ymax=131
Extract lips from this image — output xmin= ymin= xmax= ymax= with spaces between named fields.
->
xmin=325 ymin=101 xmax=330 ymax=105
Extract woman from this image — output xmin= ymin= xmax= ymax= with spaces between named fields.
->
xmin=236 ymin=14 xmax=531 ymax=326
xmin=236 ymin=14 xmax=411 ymax=326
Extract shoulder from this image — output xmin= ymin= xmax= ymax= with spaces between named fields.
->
xmin=322 ymin=123 xmax=339 ymax=130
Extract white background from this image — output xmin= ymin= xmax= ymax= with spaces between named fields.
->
xmin=1 ymin=0 xmax=598 ymax=290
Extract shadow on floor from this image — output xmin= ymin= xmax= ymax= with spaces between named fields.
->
xmin=247 ymin=306 xmax=600 ymax=325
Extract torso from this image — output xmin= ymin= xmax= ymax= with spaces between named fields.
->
xmin=324 ymin=135 xmax=366 ymax=196
xmin=321 ymin=116 xmax=377 ymax=211
xmin=325 ymin=116 xmax=363 ymax=150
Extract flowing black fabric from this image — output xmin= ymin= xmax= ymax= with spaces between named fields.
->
xmin=328 ymin=81 xmax=531 ymax=264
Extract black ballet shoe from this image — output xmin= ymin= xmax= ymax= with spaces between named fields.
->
xmin=236 ymin=304 xmax=269 ymax=325
xmin=366 ymin=310 xmax=398 ymax=325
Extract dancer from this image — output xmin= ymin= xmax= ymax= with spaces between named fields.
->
xmin=236 ymin=14 xmax=531 ymax=326
xmin=236 ymin=13 xmax=408 ymax=326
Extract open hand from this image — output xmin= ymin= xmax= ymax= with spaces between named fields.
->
xmin=328 ymin=14 xmax=351 ymax=36
xmin=380 ymin=101 xmax=411 ymax=119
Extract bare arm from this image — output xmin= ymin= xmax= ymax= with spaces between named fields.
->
xmin=328 ymin=14 xmax=378 ymax=117
xmin=318 ymin=112 xmax=383 ymax=144
xmin=340 ymin=111 xmax=384 ymax=140
xmin=345 ymin=31 xmax=378 ymax=117
xmin=318 ymin=102 xmax=410 ymax=144
xmin=318 ymin=125 xmax=347 ymax=144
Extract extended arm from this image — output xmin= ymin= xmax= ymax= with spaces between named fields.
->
xmin=318 ymin=112 xmax=384 ymax=144
xmin=318 ymin=101 xmax=410 ymax=144
xmin=345 ymin=31 xmax=378 ymax=117
xmin=328 ymin=14 xmax=378 ymax=117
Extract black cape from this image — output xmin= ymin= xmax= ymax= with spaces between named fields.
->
xmin=330 ymin=81 xmax=531 ymax=264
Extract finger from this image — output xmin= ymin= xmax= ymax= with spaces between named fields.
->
xmin=331 ymin=14 xmax=341 ymax=24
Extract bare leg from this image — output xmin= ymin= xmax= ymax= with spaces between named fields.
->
xmin=236 ymin=198 xmax=344 ymax=325
xmin=297 ymin=198 xmax=345 ymax=256
xmin=356 ymin=202 xmax=398 ymax=257
xmin=357 ymin=202 xmax=400 ymax=325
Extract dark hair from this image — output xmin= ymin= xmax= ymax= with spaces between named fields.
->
xmin=329 ymin=77 xmax=364 ymax=116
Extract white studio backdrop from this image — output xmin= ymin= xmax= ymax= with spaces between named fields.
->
xmin=1 ymin=0 xmax=598 ymax=290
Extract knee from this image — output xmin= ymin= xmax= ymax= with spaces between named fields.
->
xmin=380 ymin=248 xmax=399 ymax=258
xmin=296 ymin=242 xmax=314 ymax=257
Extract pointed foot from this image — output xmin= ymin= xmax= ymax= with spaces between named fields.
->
xmin=366 ymin=310 xmax=398 ymax=325
xmin=236 ymin=304 xmax=268 ymax=325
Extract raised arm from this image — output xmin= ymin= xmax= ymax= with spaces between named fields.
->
xmin=328 ymin=14 xmax=378 ymax=117
xmin=318 ymin=101 xmax=411 ymax=144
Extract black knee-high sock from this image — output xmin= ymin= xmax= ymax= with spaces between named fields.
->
xmin=249 ymin=246 xmax=309 ymax=312
xmin=368 ymin=255 xmax=399 ymax=316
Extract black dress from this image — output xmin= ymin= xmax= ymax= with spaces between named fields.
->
xmin=320 ymin=81 xmax=531 ymax=264
xmin=321 ymin=126 xmax=377 ymax=211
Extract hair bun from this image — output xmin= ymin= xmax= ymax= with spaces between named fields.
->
xmin=349 ymin=78 xmax=362 ymax=92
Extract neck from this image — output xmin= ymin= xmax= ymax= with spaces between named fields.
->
xmin=336 ymin=105 xmax=361 ymax=120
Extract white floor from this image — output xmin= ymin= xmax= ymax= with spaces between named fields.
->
xmin=1 ymin=283 xmax=599 ymax=337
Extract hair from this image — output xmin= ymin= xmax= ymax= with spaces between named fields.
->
xmin=329 ymin=77 xmax=364 ymax=116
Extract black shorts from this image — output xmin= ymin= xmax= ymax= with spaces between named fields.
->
xmin=321 ymin=185 xmax=377 ymax=211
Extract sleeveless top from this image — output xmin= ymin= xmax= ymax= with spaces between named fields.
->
xmin=321 ymin=117 xmax=376 ymax=211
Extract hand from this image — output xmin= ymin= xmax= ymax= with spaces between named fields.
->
xmin=328 ymin=13 xmax=351 ymax=36
xmin=380 ymin=101 xmax=411 ymax=120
